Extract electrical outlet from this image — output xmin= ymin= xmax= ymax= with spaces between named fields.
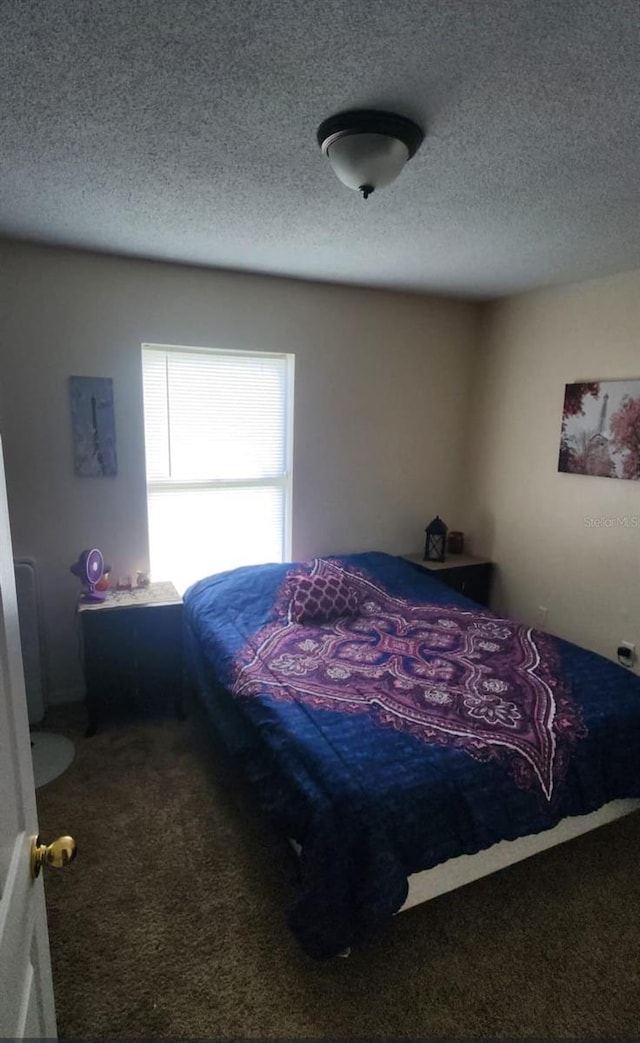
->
xmin=537 ymin=605 xmax=548 ymax=628
xmin=617 ymin=642 xmax=636 ymax=669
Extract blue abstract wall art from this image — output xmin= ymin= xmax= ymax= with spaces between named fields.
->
xmin=69 ymin=376 xmax=118 ymax=477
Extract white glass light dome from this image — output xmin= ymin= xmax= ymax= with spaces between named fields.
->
xmin=326 ymin=133 xmax=410 ymax=195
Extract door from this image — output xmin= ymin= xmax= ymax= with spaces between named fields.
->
xmin=0 ymin=437 xmax=57 ymax=1038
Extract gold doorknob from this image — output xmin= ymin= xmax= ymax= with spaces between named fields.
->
xmin=30 ymin=834 xmax=77 ymax=879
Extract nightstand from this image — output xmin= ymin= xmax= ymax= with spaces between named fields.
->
xmin=403 ymin=553 xmax=494 ymax=607
xmin=77 ymin=581 xmax=184 ymax=735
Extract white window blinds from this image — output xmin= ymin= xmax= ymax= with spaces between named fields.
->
xmin=142 ymin=344 xmax=294 ymax=592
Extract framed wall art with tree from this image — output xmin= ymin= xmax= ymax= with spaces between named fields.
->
xmin=558 ymin=379 xmax=640 ymax=480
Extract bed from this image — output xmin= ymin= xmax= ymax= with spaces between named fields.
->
xmin=184 ymin=551 xmax=640 ymax=958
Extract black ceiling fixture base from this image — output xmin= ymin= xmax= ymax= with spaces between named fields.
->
xmin=317 ymin=110 xmax=424 ymax=157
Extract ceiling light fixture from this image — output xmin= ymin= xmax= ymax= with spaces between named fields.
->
xmin=317 ymin=109 xmax=424 ymax=200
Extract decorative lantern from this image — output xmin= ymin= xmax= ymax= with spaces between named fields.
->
xmin=424 ymin=516 xmax=448 ymax=563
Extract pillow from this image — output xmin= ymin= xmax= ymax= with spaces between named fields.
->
xmin=287 ymin=563 xmax=360 ymax=624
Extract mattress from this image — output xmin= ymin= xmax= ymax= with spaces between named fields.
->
xmin=184 ymin=552 xmax=640 ymax=957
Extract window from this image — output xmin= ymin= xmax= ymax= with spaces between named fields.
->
xmin=142 ymin=344 xmax=294 ymax=592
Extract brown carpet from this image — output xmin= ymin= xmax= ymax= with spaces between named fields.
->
xmin=36 ymin=704 xmax=640 ymax=1040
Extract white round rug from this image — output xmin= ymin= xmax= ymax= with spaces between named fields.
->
xmin=31 ymin=732 xmax=75 ymax=788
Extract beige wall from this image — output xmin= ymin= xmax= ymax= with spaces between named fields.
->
xmin=0 ymin=241 xmax=478 ymax=702
xmin=465 ymin=269 xmax=640 ymax=670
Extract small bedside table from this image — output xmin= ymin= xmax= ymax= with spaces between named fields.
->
xmin=403 ymin=553 xmax=494 ymax=606
xmin=77 ymin=581 xmax=184 ymax=736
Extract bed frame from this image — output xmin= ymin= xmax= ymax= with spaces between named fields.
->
xmin=401 ymin=797 xmax=640 ymax=910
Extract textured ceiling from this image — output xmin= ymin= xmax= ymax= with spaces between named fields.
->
xmin=1 ymin=0 xmax=639 ymax=298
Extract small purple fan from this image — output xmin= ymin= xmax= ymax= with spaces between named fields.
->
xmin=70 ymin=548 xmax=106 ymax=602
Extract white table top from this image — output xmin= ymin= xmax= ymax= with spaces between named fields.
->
xmin=76 ymin=580 xmax=182 ymax=612
xmin=403 ymin=552 xmax=492 ymax=572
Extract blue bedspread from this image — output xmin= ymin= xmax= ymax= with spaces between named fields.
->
xmin=184 ymin=552 xmax=640 ymax=957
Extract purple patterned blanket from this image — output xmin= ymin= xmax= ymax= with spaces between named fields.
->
xmin=234 ymin=561 xmax=585 ymax=801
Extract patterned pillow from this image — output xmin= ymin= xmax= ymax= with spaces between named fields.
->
xmin=287 ymin=563 xmax=360 ymax=624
